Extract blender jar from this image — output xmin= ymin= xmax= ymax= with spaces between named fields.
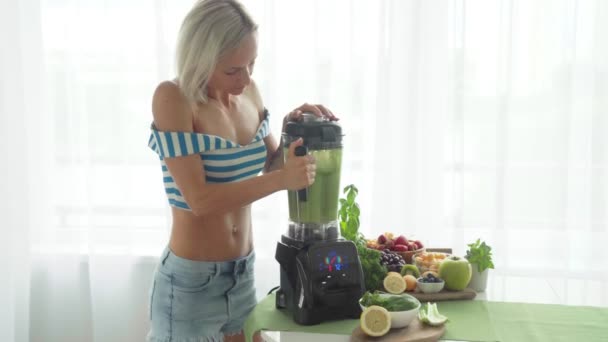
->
xmin=283 ymin=113 xmax=343 ymax=241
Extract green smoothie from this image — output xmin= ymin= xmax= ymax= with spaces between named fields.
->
xmin=285 ymin=147 xmax=342 ymax=223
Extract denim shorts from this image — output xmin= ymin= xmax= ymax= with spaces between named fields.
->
xmin=147 ymin=247 xmax=257 ymax=342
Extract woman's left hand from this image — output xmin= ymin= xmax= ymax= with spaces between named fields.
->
xmin=282 ymin=103 xmax=339 ymax=131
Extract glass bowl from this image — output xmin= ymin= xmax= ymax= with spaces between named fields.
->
xmin=413 ymin=251 xmax=450 ymax=273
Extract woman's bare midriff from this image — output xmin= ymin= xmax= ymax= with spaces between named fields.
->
xmin=168 ymin=205 xmax=254 ymax=261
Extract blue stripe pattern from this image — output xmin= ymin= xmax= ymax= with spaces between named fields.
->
xmin=204 ymin=156 xmax=267 ymax=173
xmin=148 ymin=110 xmax=271 ymax=211
xmin=203 ymin=144 xmax=266 ymax=161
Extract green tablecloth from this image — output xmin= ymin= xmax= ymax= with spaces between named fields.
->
xmin=244 ymin=293 xmax=608 ymax=342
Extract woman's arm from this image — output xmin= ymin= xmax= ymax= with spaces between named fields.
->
xmin=152 ymin=81 xmax=314 ymax=217
xmin=166 ymin=154 xmax=295 ymax=217
xmin=263 ymin=133 xmax=284 ymax=173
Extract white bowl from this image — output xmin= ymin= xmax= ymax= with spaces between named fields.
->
xmin=359 ymin=293 xmax=421 ymax=328
xmin=416 ymin=278 xmax=445 ymax=293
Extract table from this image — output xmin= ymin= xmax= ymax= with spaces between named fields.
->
xmin=245 ymin=275 xmax=608 ymax=342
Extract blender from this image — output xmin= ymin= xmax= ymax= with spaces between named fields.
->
xmin=274 ymin=113 xmax=364 ymax=325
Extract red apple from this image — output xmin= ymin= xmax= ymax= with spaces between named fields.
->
xmin=414 ymin=240 xmax=424 ymax=249
xmin=377 ymin=234 xmax=387 ymax=244
xmin=394 ymin=235 xmax=408 ymax=246
xmin=393 ymin=244 xmax=409 ymax=252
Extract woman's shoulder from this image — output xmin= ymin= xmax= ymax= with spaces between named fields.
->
xmin=152 ymin=79 xmax=193 ymax=132
xmin=153 ymin=79 xmax=184 ymax=105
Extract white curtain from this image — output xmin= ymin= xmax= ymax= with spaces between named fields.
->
xmin=1 ymin=0 xmax=606 ymax=341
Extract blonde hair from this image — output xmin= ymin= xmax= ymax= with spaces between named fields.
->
xmin=176 ymin=0 xmax=257 ymax=104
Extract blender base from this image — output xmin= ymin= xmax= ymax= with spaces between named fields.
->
xmin=275 ymin=235 xmax=364 ymax=325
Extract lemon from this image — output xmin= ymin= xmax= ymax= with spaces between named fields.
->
xmin=360 ymin=305 xmax=391 ymax=337
xmin=383 ymin=272 xmax=406 ymax=294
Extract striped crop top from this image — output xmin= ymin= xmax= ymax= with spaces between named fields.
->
xmin=148 ymin=109 xmax=271 ymax=210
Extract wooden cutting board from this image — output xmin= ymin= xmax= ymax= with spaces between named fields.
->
xmin=409 ymin=288 xmax=476 ymax=302
xmin=351 ymin=318 xmax=445 ymax=342
xmin=404 ymin=248 xmax=476 ymax=302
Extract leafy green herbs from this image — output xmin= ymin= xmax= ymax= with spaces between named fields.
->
xmin=339 ymin=184 xmax=386 ymax=291
xmin=338 ymin=184 xmax=364 ymax=247
xmin=465 ymin=239 xmax=495 ymax=273
xmin=360 ymin=291 xmax=420 ymax=312
xmin=356 ymin=245 xmax=387 ymax=291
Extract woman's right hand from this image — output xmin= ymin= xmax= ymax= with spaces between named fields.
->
xmin=281 ymin=138 xmax=316 ymax=191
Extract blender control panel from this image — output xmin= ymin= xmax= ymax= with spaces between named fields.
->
xmin=310 ymin=244 xmax=359 ymax=290
xmin=315 ymin=249 xmax=348 ymax=273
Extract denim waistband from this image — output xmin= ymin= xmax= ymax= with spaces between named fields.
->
xmin=159 ymin=246 xmax=255 ymax=275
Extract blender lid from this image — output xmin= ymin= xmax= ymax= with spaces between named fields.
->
xmin=284 ymin=113 xmax=343 ymax=149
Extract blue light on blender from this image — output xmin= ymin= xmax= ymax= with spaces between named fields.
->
xmin=319 ymin=251 xmax=346 ymax=272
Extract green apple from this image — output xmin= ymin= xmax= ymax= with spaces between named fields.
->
xmin=438 ymin=256 xmax=472 ymax=291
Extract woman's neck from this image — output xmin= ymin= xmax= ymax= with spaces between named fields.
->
xmin=207 ymin=89 xmax=233 ymax=109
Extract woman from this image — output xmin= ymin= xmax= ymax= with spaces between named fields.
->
xmin=146 ymin=0 xmax=337 ymax=341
